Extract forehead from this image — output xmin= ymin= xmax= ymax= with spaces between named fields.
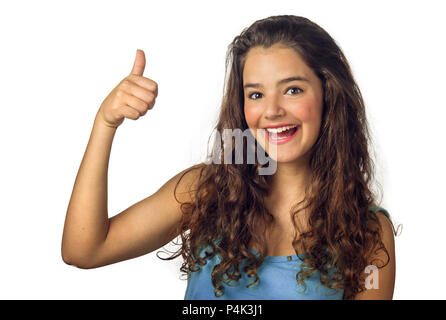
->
xmin=243 ymin=44 xmax=313 ymax=82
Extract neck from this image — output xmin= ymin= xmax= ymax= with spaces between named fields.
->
xmin=267 ymin=158 xmax=311 ymax=203
xmin=260 ymin=158 xmax=312 ymax=240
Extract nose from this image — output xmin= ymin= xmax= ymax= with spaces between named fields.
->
xmin=263 ymin=94 xmax=285 ymax=120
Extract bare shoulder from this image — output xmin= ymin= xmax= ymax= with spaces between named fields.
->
xmin=167 ymin=162 xmax=206 ymax=204
xmin=375 ymin=210 xmax=396 ymax=244
xmin=368 ymin=210 xmax=396 ymax=267
xmin=353 ymin=210 xmax=396 ymax=299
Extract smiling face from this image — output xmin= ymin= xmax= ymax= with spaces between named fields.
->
xmin=243 ymin=43 xmax=324 ymax=164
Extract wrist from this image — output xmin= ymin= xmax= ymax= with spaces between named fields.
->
xmin=94 ymin=112 xmax=119 ymax=131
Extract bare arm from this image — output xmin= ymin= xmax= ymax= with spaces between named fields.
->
xmin=62 ymin=49 xmax=202 ymax=269
xmin=61 ymin=114 xmax=117 ymax=267
xmin=62 ymin=139 xmax=202 ymax=269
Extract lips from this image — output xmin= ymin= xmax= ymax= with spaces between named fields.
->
xmin=265 ymin=125 xmax=300 ymax=145
xmin=265 ymin=124 xmax=298 ymax=134
xmin=264 ymin=123 xmax=297 ymax=129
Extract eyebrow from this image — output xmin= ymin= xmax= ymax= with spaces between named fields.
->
xmin=243 ymin=76 xmax=310 ymax=89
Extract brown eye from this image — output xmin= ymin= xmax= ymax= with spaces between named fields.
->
xmin=249 ymin=92 xmax=263 ymax=100
xmin=286 ymin=87 xmax=303 ymax=95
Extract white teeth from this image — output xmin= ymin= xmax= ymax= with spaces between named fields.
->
xmin=265 ymin=125 xmax=297 ymax=134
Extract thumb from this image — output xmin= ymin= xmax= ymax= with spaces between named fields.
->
xmin=130 ymin=49 xmax=146 ymax=76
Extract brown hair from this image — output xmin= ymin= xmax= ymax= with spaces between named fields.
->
xmin=158 ymin=15 xmax=400 ymax=300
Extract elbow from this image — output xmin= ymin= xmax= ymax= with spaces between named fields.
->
xmin=61 ymin=248 xmax=96 ymax=269
xmin=61 ymin=253 xmax=89 ymax=269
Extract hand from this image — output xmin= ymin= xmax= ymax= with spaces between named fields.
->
xmin=96 ymin=49 xmax=158 ymax=129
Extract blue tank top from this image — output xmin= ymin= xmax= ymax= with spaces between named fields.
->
xmin=184 ymin=204 xmax=391 ymax=300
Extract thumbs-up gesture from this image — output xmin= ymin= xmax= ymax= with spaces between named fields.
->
xmin=97 ymin=49 xmax=158 ymax=129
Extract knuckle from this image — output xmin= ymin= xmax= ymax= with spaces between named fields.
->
xmin=128 ymin=74 xmax=138 ymax=82
xmin=115 ymin=89 xmax=124 ymax=99
xmin=121 ymin=78 xmax=131 ymax=87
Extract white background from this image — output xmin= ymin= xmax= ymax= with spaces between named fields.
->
xmin=0 ymin=0 xmax=444 ymax=299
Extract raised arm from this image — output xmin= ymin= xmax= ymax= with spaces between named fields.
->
xmin=61 ymin=49 xmax=202 ymax=269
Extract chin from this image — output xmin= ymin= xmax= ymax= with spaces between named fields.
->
xmin=267 ymin=152 xmax=301 ymax=163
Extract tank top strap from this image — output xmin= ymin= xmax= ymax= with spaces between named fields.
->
xmin=368 ymin=203 xmax=390 ymax=220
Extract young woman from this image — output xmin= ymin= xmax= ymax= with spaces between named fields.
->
xmin=62 ymin=15 xmax=398 ymax=300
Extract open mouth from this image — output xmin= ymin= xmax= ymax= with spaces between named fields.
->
xmin=265 ymin=125 xmax=299 ymax=144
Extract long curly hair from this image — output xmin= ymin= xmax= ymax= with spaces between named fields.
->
xmin=158 ymin=15 xmax=400 ymax=300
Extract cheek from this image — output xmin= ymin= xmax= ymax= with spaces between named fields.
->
xmin=293 ymin=98 xmax=322 ymax=123
xmin=294 ymin=98 xmax=323 ymax=141
xmin=244 ymin=104 xmax=261 ymax=127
